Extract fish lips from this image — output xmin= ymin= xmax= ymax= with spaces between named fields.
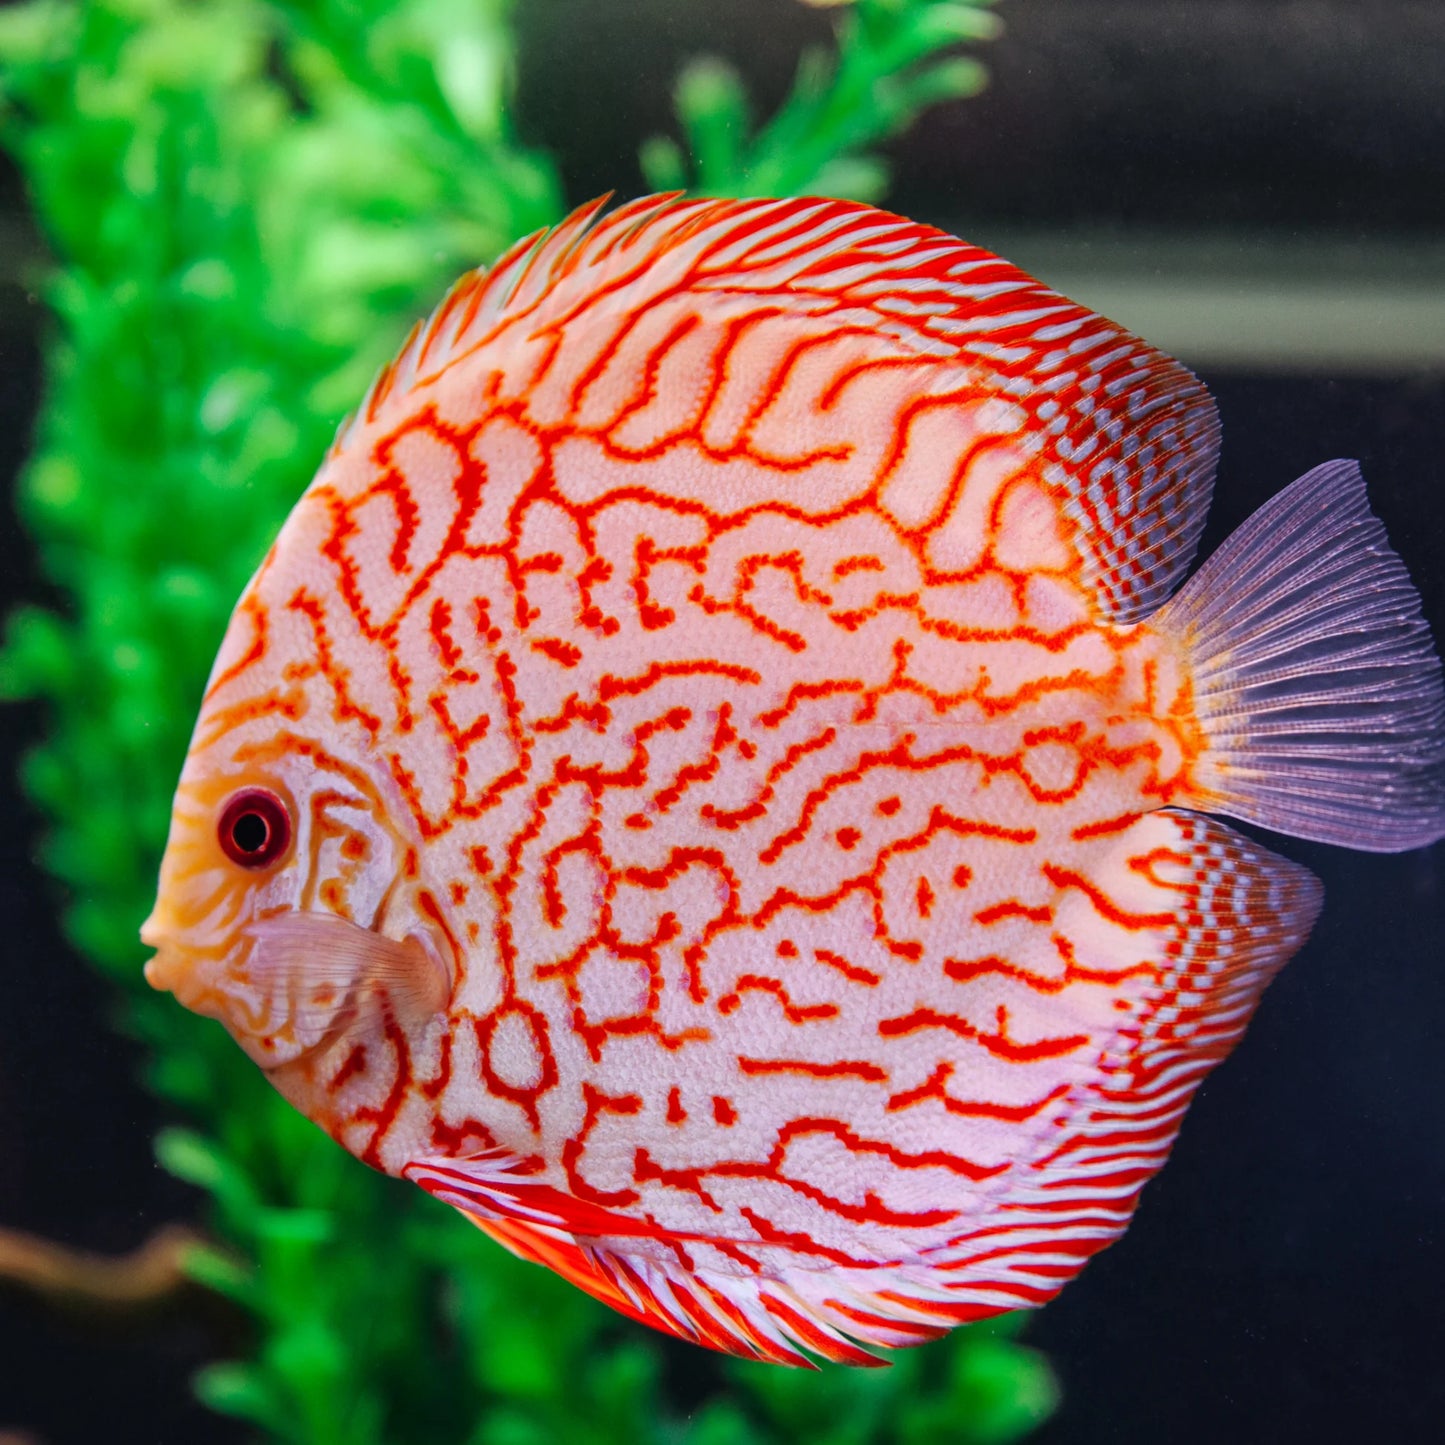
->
xmin=141 ymin=936 xmax=299 ymax=1068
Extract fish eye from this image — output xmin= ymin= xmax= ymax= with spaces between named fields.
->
xmin=217 ymin=788 xmax=292 ymax=869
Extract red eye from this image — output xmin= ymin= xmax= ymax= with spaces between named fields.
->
xmin=218 ymin=788 xmax=292 ymax=869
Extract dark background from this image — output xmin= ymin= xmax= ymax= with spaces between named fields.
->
xmin=3 ymin=2 xmax=1443 ymax=1441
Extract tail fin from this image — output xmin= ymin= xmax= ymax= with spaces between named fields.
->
xmin=1156 ymin=460 xmax=1445 ymax=851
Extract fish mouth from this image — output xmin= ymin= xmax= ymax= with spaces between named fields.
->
xmin=143 ymin=945 xmax=185 ymax=996
xmin=139 ymin=908 xmax=162 ymax=949
xmin=140 ymin=910 xmax=181 ymax=994
xmin=139 ymin=915 xmax=216 ymax=1010
xmin=140 ymin=939 xmax=243 ymax=1042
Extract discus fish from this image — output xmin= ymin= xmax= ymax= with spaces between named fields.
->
xmin=142 ymin=195 xmax=1445 ymax=1365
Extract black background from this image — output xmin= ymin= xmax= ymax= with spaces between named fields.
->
xmin=2 ymin=2 xmax=1443 ymax=1440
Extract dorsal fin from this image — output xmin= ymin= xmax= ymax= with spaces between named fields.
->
xmin=334 ymin=194 xmax=1219 ymax=622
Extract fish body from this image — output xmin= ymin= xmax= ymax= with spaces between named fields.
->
xmin=143 ymin=196 xmax=1445 ymax=1364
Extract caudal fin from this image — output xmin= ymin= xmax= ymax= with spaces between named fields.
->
xmin=1156 ymin=460 xmax=1445 ymax=851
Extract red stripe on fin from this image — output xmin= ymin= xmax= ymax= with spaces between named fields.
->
xmin=460 ymin=1214 xmax=646 ymax=1323
xmin=1038 ymin=344 xmax=1219 ymax=624
xmin=1157 ymin=460 xmax=1445 ymax=851
xmin=465 ymin=1215 xmax=783 ymax=1362
xmin=404 ymin=1152 xmax=660 ymax=1239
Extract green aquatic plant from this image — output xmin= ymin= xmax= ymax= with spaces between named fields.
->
xmin=0 ymin=0 xmax=1053 ymax=1440
xmin=641 ymin=0 xmax=998 ymax=201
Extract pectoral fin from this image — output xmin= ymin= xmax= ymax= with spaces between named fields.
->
xmin=227 ymin=911 xmax=451 ymax=1067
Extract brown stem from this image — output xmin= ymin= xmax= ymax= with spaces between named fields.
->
xmin=0 ymin=1223 xmax=204 ymax=1316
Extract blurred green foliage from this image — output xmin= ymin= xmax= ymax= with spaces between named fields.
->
xmin=0 ymin=0 xmax=1054 ymax=1441
xmin=640 ymin=0 xmax=999 ymax=201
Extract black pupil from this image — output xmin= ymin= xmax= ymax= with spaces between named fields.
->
xmin=231 ymin=811 xmax=270 ymax=855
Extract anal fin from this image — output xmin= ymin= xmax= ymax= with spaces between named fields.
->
xmin=458 ymin=1213 xmax=650 ymax=1331
xmin=414 ymin=1158 xmax=828 ymax=1365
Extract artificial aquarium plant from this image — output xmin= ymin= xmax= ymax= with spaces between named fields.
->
xmin=0 ymin=1 xmax=1056 ymax=1441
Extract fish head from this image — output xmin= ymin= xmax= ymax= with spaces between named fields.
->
xmin=141 ymin=610 xmax=453 ymax=1075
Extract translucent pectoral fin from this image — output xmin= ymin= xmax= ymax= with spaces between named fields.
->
xmin=236 ymin=911 xmax=450 ymax=1067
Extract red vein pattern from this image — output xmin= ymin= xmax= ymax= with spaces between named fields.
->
xmin=148 ymin=196 xmax=1325 ymax=1367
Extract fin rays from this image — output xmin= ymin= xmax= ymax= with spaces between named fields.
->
xmin=1159 ymin=459 xmax=1445 ymax=850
